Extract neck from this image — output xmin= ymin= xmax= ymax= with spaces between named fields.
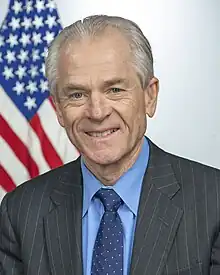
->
xmin=83 ymin=138 xmax=144 ymax=186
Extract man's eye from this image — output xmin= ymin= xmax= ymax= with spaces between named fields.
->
xmin=71 ymin=92 xmax=83 ymax=99
xmin=110 ymin=88 xmax=122 ymax=93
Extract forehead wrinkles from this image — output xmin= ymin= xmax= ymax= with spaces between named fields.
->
xmin=62 ymin=66 xmax=133 ymax=91
xmin=56 ymin=30 xmax=143 ymax=90
xmin=58 ymin=53 xmax=134 ymax=87
xmin=58 ymin=28 xmax=133 ymax=66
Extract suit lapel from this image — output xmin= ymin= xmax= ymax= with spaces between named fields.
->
xmin=44 ymin=158 xmax=83 ymax=275
xmin=130 ymin=140 xmax=183 ymax=275
xmin=42 ymin=140 xmax=183 ymax=275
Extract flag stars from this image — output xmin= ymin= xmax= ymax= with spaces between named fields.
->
xmin=32 ymin=32 xmax=42 ymax=46
xmin=15 ymin=65 xmax=27 ymax=79
xmin=20 ymin=33 xmax=31 ymax=47
xmin=7 ymin=34 xmax=18 ymax=47
xmin=32 ymin=49 xmax=40 ymax=61
xmin=35 ymin=0 xmax=45 ymax=13
xmin=39 ymin=79 xmax=48 ymax=93
xmin=25 ymin=0 xmax=33 ymax=13
xmin=17 ymin=49 xmax=29 ymax=63
xmin=26 ymin=81 xmax=37 ymax=94
xmin=5 ymin=50 xmax=16 ymax=64
xmin=0 ymin=35 xmax=5 ymax=47
xmin=22 ymin=17 xmax=32 ymax=30
xmin=12 ymin=1 xmax=22 ymax=14
xmin=29 ymin=65 xmax=39 ymax=78
xmin=41 ymin=47 xmax=48 ymax=58
xmin=40 ymin=64 xmax=46 ymax=75
xmin=3 ymin=66 xmax=14 ymax=80
xmin=8 ymin=17 xmax=20 ymax=31
xmin=44 ymin=31 xmax=55 ymax=45
xmin=0 ymin=0 xmax=62 ymax=120
xmin=2 ymin=24 xmax=7 ymax=31
xmin=46 ymin=0 xmax=56 ymax=11
xmin=33 ymin=15 xmax=44 ymax=29
xmin=13 ymin=81 xmax=25 ymax=95
xmin=24 ymin=96 xmax=37 ymax=110
xmin=45 ymin=15 xmax=57 ymax=29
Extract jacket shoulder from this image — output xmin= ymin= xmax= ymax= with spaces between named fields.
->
xmin=1 ymin=158 xmax=81 ymax=217
xmin=164 ymin=150 xmax=220 ymax=190
xmin=168 ymin=151 xmax=220 ymax=175
xmin=149 ymin=138 xmax=220 ymax=177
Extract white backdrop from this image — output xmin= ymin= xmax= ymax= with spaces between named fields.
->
xmin=1 ymin=0 xmax=220 ymax=169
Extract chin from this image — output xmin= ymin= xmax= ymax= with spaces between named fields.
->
xmin=85 ymin=151 xmax=122 ymax=166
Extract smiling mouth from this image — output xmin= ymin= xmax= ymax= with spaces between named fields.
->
xmin=86 ymin=128 xmax=119 ymax=138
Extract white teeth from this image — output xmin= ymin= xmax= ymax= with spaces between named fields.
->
xmin=88 ymin=129 xmax=117 ymax=137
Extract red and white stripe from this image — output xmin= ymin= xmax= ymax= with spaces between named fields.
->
xmin=0 ymin=86 xmax=79 ymax=202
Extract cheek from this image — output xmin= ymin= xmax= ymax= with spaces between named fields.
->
xmin=118 ymin=97 xmax=145 ymax=122
xmin=127 ymin=98 xmax=147 ymax=133
xmin=61 ymin=108 xmax=78 ymax=131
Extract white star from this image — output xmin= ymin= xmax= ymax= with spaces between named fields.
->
xmin=45 ymin=15 xmax=57 ymax=29
xmin=0 ymin=35 xmax=5 ymax=47
xmin=22 ymin=17 xmax=32 ymax=30
xmin=26 ymin=0 xmax=33 ymax=13
xmin=12 ymin=1 xmax=22 ymax=14
xmin=40 ymin=64 xmax=45 ymax=75
xmin=6 ymin=34 xmax=18 ymax=47
xmin=15 ymin=65 xmax=27 ymax=79
xmin=13 ymin=81 xmax=25 ymax=95
xmin=57 ymin=18 xmax=61 ymax=25
xmin=24 ymin=96 xmax=37 ymax=110
xmin=26 ymin=81 xmax=37 ymax=94
xmin=44 ymin=31 xmax=55 ymax=45
xmin=20 ymin=33 xmax=31 ymax=47
xmin=17 ymin=49 xmax=29 ymax=63
xmin=29 ymin=65 xmax=39 ymax=78
xmin=8 ymin=17 xmax=20 ymax=31
xmin=5 ymin=50 xmax=16 ymax=64
xmin=0 ymin=53 xmax=3 ymax=62
xmin=41 ymin=47 xmax=48 ymax=58
xmin=32 ymin=49 xmax=40 ymax=61
xmin=35 ymin=0 xmax=45 ymax=13
xmin=3 ymin=66 xmax=14 ymax=80
xmin=46 ymin=0 xmax=56 ymax=11
xmin=2 ymin=23 xmax=7 ymax=31
xmin=39 ymin=79 xmax=48 ymax=93
xmin=32 ymin=32 xmax=42 ymax=46
xmin=33 ymin=15 xmax=43 ymax=29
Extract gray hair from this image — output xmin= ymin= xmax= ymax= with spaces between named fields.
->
xmin=45 ymin=15 xmax=154 ymax=97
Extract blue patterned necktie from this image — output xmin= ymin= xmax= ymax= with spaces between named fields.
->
xmin=91 ymin=188 xmax=124 ymax=275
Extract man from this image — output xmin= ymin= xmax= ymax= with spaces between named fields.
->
xmin=0 ymin=15 xmax=220 ymax=275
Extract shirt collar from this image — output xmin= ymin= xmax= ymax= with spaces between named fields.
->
xmin=81 ymin=136 xmax=150 ymax=217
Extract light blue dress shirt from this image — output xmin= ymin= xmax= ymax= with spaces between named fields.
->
xmin=81 ymin=137 xmax=150 ymax=275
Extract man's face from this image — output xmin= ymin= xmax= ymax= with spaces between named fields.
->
xmin=55 ymin=28 xmax=158 ymax=166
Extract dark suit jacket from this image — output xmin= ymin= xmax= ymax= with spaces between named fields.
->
xmin=1 ymin=140 xmax=220 ymax=275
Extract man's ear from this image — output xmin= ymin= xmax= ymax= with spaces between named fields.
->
xmin=144 ymin=77 xmax=159 ymax=118
xmin=52 ymin=95 xmax=65 ymax=127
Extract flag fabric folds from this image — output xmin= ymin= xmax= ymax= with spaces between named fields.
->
xmin=0 ymin=0 xmax=78 ymax=201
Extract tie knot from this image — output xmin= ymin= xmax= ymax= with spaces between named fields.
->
xmin=95 ymin=189 xmax=122 ymax=212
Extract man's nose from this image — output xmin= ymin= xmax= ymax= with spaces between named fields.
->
xmin=87 ymin=92 xmax=112 ymax=121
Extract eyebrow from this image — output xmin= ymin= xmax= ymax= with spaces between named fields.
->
xmin=63 ymin=83 xmax=89 ymax=92
xmin=102 ymin=77 xmax=128 ymax=88
xmin=63 ymin=77 xmax=128 ymax=92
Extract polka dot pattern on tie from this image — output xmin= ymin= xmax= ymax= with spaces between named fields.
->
xmin=91 ymin=189 xmax=124 ymax=275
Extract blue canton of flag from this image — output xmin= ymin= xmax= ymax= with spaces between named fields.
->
xmin=0 ymin=0 xmax=62 ymax=120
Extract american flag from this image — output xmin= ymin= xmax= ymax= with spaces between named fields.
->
xmin=0 ymin=0 xmax=78 ymax=201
